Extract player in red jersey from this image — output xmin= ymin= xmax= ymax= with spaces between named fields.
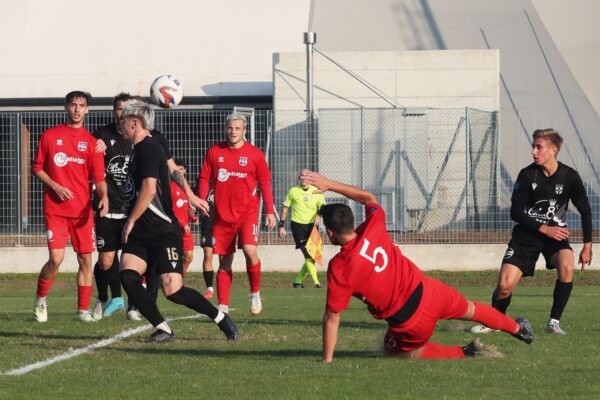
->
xmin=300 ymin=170 xmax=534 ymax=362
xmin=171 ymin=158 xmax=195 ymax=276
xmin=198 ymin=113 xmax=277 ymax=314
xmin=32 ymin=91 xmax=108 ymax=323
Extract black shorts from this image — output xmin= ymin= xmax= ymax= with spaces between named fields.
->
xmin=501 ymin=226 xmax=572 ymax=277
xmin=291 ymin=221 xmax=313 ymax=249
xmin=200 ymin=213 xmax=214 ymax=248
xmin=95 ymin=216 xmax=126 ymax=253
xmin=122 ymin=230 xmax=183 ymax=275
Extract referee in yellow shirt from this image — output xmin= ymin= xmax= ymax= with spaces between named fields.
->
xmin=278 ymin=173 xmax=325 ymax=288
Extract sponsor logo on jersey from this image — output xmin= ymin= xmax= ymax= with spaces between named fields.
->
xmin=53 ymin=152 xmax=85 ymax=167
xmin=56 ymin=139 xmax=63 ymax=146
xmin=176 ymin=198 xmax=187 ymax=208
xmin=218 ymin=156 xmax=224 ymax=163
xmin=532 ymin=183 xmax=538 ymax=190
xmin=503 ymin=247 xmax=514 ymax=260
xmin=239 ymin=157 xmax=248 ymax=166
xmin=217 ymin=168 xmax=248 ymax=182
xmin=78 ymin=141 xmax=88 ymax=152
xmin=555 ymin=184 xmax=563 ymax=195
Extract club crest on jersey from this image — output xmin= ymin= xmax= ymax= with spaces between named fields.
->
xmin=239 ymin=157 xmax=248 ymax=166
xmin=303 ymin=196 xmax=308 ymax=202
xmin=555 ymin=184 xmax=564 ymax=195
xmin=532 ymin=183 xmax=538 ymax=190
xmin=78 ymin=141 xmax=88 ymax=151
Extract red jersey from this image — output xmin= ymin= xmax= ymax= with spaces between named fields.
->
xmin=198 ymin=141 xmax=274 ymax=224
xmin=170 ymin=180 xmax=189 ymax=228
xmin=326 ymin=203 xmax=425 ymax=320
xmin=32 ymin=124 xmax=105 ymax=218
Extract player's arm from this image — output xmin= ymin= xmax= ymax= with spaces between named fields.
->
xmin=168 ymin=158 xmax=209 ymax=216
xmin=122 ymin=177 xmax=156 ymax=244
xmin=322 ymin=309 xmax=341 ymax=363
xmin=570 ymin=171 xmax=593 ymax=269
xmin=301 ymin=169 xmax=376 ymax=205
xmin=95 ymin=180 xmax=109 ymax=217
xmin=278 ymin=206 xmax=289 ymax=238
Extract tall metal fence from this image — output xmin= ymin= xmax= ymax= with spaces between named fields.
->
xmin=0 ymin=107 xmax=598 ymax=246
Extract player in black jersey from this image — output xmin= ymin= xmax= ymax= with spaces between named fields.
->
xmin=472 ymin=129 xmax=592 ymax=335
xmin=200 ymin=188 xmax=216 ymax=298
xmin=91 ymin=93 xmax=134 ymax=320
xmin=119 ymin=99 xmax=238 ymax=342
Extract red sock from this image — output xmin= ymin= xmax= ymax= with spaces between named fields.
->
xmin=247 ymin=260 xmax=261 ymax=293
xmin=141 ymin=275 xmax=147 ymax=288
xmin=472 ymin=301 xmax=519 ymax=334
xmin=77 ymin=285 xmax=93 ymax=311
xmin=217 ymin=269 xmax=233 ymax=305
xmin=418 ymin=342 xmax=466 ymax=359
xmin=36 ymin=277 xmax=54 ymax=298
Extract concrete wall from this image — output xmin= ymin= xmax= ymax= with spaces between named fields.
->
xmin=274 ymin=49 xmax=500 ymax=111
xmin=3 ymin=243 xmax=591 ymax=273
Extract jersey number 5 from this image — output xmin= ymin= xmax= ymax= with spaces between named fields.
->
xmin=359 ymin=238 xmax=388 ymax=273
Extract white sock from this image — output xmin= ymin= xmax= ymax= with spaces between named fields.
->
xmin=549 ymin=318 xmax=560 ymax=324
xmin=251 ymin=291 xmax=260 ymax=296
xmin=214 ymin=311 xmax=225 ymax=324
xmin=207 ymin=287 xmax=214 ymax=292
xmin=156 ymin=321 xmax=172 ymax=334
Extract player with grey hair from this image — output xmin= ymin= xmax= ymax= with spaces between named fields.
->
xmin=122 ymin=99 xmax=154 ymax=130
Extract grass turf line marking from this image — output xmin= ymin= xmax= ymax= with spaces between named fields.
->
xmin=1 ymin=314 xmax=201 ymax=377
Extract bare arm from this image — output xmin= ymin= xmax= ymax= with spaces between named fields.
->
xmin=167 ymin=158 xmax=209 ymax=216
xmin=301 ymin=170 xmax=377 ymax=205
xmin=95 ymin=180 xmax=109 ymax=218
xmin=322 ymin=310 xmax=341 ymax=363
xmin=122 ymin=177 xmax=156 ymax=244
xmin=278 ymin=206 xmax=289 ymax=239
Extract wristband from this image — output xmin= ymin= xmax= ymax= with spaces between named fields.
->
xmin=278 ymin=220 xmax=285 ymax=228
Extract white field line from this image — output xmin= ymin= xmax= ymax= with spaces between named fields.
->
xmin=1 ymin=314 xmax=201 ymax=377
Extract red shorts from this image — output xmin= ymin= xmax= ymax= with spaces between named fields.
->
xmin=45 ymin=213 xmax=95 ymax=253
xmin=182 ymin=230 xmax=194 ymax=252
xmin=212 ymin=216 xmax=259 ymax=255
xmin=384 ymin=276 xmax=468 ymax=355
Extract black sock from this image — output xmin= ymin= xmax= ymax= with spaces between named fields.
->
xmin=120 ymin=269 xmax=165 ymax=327
xmin=491 ymin=289 xmax=511 ymax=314
xmin=145 ymin=272 xmax=160 ymax=302
xmin=94 ymin=261 xmax=109 ymax=302
xmin=550 ymin=280 xmax=573 ymax=321
xmin=167 ymin=286 xmax=218 ymax=320
xmin=108 ymin=257 xmax=122 ymax=298
xmin=203 ymin=270 xmax=214 ymax=288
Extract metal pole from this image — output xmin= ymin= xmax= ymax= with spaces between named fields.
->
xmin=303 ymin=31 xmax=317 ymax=170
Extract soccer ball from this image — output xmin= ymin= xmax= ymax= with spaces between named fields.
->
xmin=150 ymin=74 xmax=184 ymax=108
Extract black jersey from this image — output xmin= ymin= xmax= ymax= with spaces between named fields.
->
xmin=93 ymin=123 xmax=133 ymax=214
xmin=510 ymin=162 xmax=592 ymax=242
xmin=128 ymin=134 xmax=179 ymax=238
xmin=151 ymin=129 xmax=173 ymax=160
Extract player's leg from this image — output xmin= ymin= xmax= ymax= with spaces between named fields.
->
xmin=291 ymin=222 xmax=312 ymax=288
xmin=301 ymin=247 xmax=320 ymax=287
xmin=213 ymin=220 xmax=236 ymax=313
xmin=70 ymin=214 xmax=98 ymax=322
xmin=240 ymin=219 xmax=262 ymax=314
xmin=157 ymin=236 xmax=239 ymax=341
xmin=94 ymin=217 xmax=125 ymax=319
xmin=103 ymin=255 xmax=124 ymax=316
xmin=546 ymin=246 xmax=575 ymax=335
xmin=34 ymin=215 xmax=69 ymax=322
xmin=202 ymin=246 xmax=215 ymax=298
xmin=181 ymin=230 xmax=194 ymax=276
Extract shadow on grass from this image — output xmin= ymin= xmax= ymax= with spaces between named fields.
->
xmin=238 ymin=317 xmax=384 ymax=330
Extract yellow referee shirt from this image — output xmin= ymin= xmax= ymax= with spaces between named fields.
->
xmin=283 ymin=185 xmax=325 ymax=224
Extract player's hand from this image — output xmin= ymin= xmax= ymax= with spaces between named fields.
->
xmin=300 ymin=169 xmax=331 ymax=194
xmin=95 ymin=139 xmax=107 ymax=153
xmin=122 ymin=220 xmax=134 ymax=244
xmin=189 ymin=209 xmax=199 ymax=224
xmin=278 ymin=227 xmax=286 ymax=239
xmin=265 ymin=214 xmax=277 ymax=230
xmin=539 ymin=225 xmax=570 ymax=241
xmin=183 ymin=224 xmax=191 ymax=234
xmin=52 ymin=184 xmax=74 ymax=201
xmin=189 ymin=194 xmax=209 ymax=217
xmin=578 ymin=244 xmax=592 ymax=271
xmin=97 ymin=195 xmax=109 ymax=218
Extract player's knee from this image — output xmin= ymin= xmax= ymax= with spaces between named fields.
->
xmin=494 ymin=284 xmax=513 ymax=299
xmin=120 ymin=269 xmax=142 ymax=288
xmin=166 ymin=287 xmax=186 ymax=304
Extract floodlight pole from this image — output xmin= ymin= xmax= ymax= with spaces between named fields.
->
xmin=304 ymin=31 xmax=317 ymax=170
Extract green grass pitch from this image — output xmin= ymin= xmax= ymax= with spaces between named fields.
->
xmin=1 ymin=271 xmax=600 ymax=399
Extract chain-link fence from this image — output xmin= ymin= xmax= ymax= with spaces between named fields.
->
xmin=0 ymin=107 xmax=598 ymax=246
